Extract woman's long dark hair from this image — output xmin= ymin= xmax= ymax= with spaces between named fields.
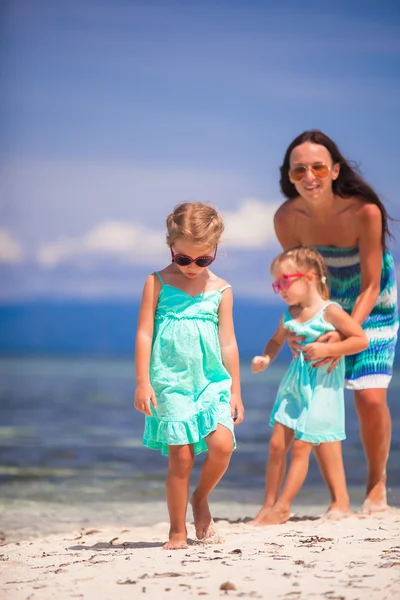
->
xmin=279 ymin=130 xmax=393 ymax=250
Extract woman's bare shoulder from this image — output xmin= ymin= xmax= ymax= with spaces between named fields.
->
xmin=344 ymin=198 xmax=383 ymax=233
xmin=274 ymin=199 xmax=303 ymax=248
xmin=275 ymin=199 xmax=297 ymax=218
xmin=355 ymin=199 xmax=382 ymax=220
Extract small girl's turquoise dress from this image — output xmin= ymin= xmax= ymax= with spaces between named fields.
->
xmin=270 ymin=301 xmax=346 ymax=444
xmin=143 ymin=272 xmax=235 ymax=456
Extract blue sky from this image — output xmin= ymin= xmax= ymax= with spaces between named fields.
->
xmin=1 ymin=0 xmax=399 ymax=300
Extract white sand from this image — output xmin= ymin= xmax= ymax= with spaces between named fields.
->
xmin=1 ymin=509 xmax=399 ymax=599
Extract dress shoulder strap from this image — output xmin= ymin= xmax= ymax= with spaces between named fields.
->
xmin=153 ymin=271 xmax=164 ymax=286
xmin=321 ymin=300 xmax=341 ymax=312
xmin=219 ymin=284 xmax=232 ymax=293
xmin=283 ymin=307 xmax=293 ymax=324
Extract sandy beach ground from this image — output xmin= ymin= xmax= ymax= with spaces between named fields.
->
xmin=1 ymin=507 xmax=399 ymax=600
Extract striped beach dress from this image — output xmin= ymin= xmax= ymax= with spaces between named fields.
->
xmin=316 ymin=246 xmax=399 ymax=389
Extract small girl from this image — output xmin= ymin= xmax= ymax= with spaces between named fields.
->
xmin=251 ymin=247 xmax=368 ymax=525
xmin=134 ymin=202 xmax=244 ymax=549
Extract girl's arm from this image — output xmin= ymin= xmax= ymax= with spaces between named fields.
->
xmin=251 ymin=316 xmax=288 ymax=372
xmin=351 ymin=203 xmax=383 ymax=324
xmin=134 ymin=274 xmax=160 ymax=416
xmin=303 ymin=304 xmax=369 ymax=360
xmin=218 ymin=287 xmax=244 ymax=425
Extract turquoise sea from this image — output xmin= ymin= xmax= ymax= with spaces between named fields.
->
xmin=0 ymin=357 xmax=399 ymax=540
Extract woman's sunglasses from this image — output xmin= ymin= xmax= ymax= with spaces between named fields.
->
xmin=272 ymin=273 xmax=305 ymax=294
xmin=170 ymin=245 xmax=217 ymax=268
xmin=289 ymin=162 xmax=331 ymax=182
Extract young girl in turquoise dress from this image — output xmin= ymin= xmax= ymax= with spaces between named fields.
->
xmin=251 ymin=247 xmax=368 ymax=525
xmin=134 ymin=202 xmax=244 ymax=550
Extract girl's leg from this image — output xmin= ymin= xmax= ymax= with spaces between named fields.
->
xmin=251 ymin=423 xmax=294 ymax=524
xmin=259 ymin=439 xmax=313 ymax=525
xmin=191 ymin=424 xmax=233 ymax=540
xmin=164 ymin=444 xmax=194 ymax=550
xmin=354 ymin=389 xmax=391 ymax=512
xmin=313 ymin=441 xmax=350 ymax=515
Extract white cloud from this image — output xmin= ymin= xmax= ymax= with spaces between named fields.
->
xmin=223 ymin=199 xmax=279 ymax=249
xmin=0 ymin=160 xmax=262 ymax=243
xmin=0 ymin=230 xmax=24 ymax=263
xmin=36 ymin=199 xmax=279 ymax=268
xmin=37 ymin=221 xmax=166 ymax=268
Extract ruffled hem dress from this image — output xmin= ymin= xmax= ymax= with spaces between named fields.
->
xmin=316 ymin=246 xmax=399 ymax=390
xmin=143 ymin=272 xmax=235 ymax=456
xmin=270 ymin=301 xmax=346 ymax=445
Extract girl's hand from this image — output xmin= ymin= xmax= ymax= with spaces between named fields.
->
xmin=309 ymin=330 xmax=343 ymax=373
xmin=134 ymin=383 xmax=157 ymax=416
xmin=230 ymin=393 xmax=245 ymax=425
xmin=287 ymin=332 xmax=305 ymax=357
xmin=251 ymin=355 xmax=270 ymax=373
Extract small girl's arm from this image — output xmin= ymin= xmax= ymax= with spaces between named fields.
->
xmin=134 ymin=274 xmax=160 ymax=416
xmin=303 ymin=304 xmax=369 ymax=361
xmin=251 ymin=316 xmax=288 ymax=373
xmin=218 ymin=287 xmax=244 ymax=425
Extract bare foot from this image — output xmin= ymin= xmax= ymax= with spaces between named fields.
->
xmin=362 ymin=481 xmax=388 ymax=514
xmin=323 ymin=501 xmax=351 ymax=521
xmin=253 ymin=505 xmax=290 ymax=525
xmin=190 ymin=493 xmax=222 ymax=543
xmin=163 ymin=540 xmax=189 ymax=550
xmin=163 ymin=531 xmax=188 ymax=550
xmin=248 ymin=504 xmax=274 ymax=525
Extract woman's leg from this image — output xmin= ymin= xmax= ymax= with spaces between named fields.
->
xmin=191 ymin=424 xmax=234 ymax=539
xmin=258 ymin=439 xmax=313 ymax=525
xmin=164 ymin=444 xmax=195 ymax=550
xmin=313 ymin=441 xmax=350 ymax=514
xmin=354 ymin=388 xmax=391 ymax=512
xmin=250 ymin=423 xmax=294 ymax=524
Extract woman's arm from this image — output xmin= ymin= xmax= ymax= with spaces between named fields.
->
xmin=251 ymin=316 xmax=288 ymax=372
xmin=352 ymin=203 xmax=383 ymax=324
xmin=134 ymin=274 xmax=160 ymax=415
xmin=218 ymin=287 xmax=244 ymax=424
xmin=303 ymin=304 xmax=369 ymax=360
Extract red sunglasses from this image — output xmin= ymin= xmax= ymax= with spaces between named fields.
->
xmin=170 ymin=245 xmax=217 ymax=268
xmin=272 ymin=273 xmax=305 ymax=294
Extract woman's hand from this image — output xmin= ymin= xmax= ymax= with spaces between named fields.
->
xmin=303 ymin=342 xmax=330 ymax=360
xmin=307 ymin=330 xmax=343 ymax=373
xmin=134 ymin=383 xmax=157 ymax=416
xmin=230 ymin=393 xmax=245 ymax=425
xmin=251 ymin=355 xmax=271 ymax=373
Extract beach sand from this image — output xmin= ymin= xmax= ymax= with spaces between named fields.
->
xmin=1 ymin=508 xmax=399 ymax=599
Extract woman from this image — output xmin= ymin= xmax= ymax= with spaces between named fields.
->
xmin=274 ymin=130 xmax=398 ymax=514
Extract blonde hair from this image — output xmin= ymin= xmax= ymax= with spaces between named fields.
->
xmin=166 ymin=202 xmax=224 ymax=247
xmin=271 ymin=246 xmax=330 ymax=300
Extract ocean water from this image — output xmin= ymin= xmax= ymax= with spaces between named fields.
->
xmin=0 ymin=357 xmax=399 ymax=538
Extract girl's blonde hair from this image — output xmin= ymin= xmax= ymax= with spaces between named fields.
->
xmin=271 ymin=246 xmax=330 ymax=300
xmin=166 ymin=202 xmax=224 ymax=246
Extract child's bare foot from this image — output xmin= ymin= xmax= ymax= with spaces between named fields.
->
xmin=248 ymin=504 xmax=274 ymax=525
xmin=253 ymin=505 xmax=290 ymax=525
xmin=163 ymin=532 xmax=188 ymax=550
xmin=190 ymin=492 xmax=222 ymax=543
xmin=362 ymin=480 xmax=388 ymax=514
xmin=323 ymin=500 xmax=351 ymax=520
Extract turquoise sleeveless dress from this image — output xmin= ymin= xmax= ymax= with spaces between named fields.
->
xmin=270 ymin=301 xmax=346 ymax=444
xmin=316 ymin=246 xmax=398 ymax=390
xmin=143 ymin=272 xmax=236 ymax=456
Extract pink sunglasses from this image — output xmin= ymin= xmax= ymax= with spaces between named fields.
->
xmin=272 ymin=273 xmax=305 ymax=294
